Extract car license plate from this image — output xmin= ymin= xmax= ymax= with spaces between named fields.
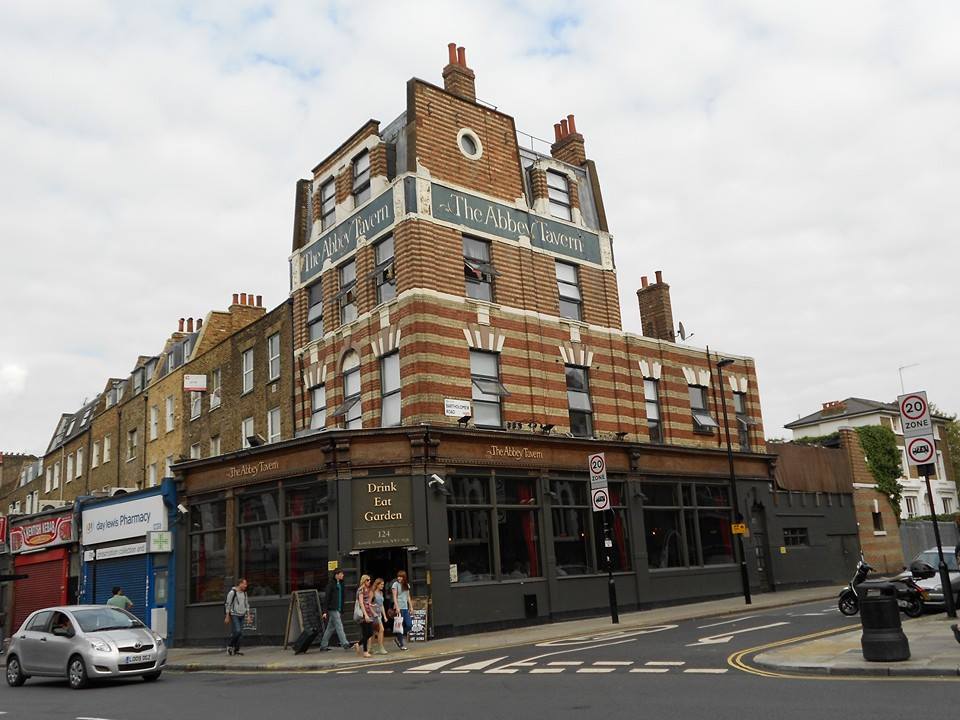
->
xmin=124 ymin=654 xmax=152 ymax=664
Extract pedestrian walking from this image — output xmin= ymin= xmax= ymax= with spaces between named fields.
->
xmin=319 ymin=568 xmax=353 ymax=651
xmin=353 ymin=574 xmax=374 ymax=658
xmin=370 ymin=578 xmax=388 ymax=655
xmin=224 ymin=578 xmax=250 ymax=656
xmin=391 ymin=569 xmax=411 ymax=650
xmin=106 ymin=586 xmax=133 ymax=611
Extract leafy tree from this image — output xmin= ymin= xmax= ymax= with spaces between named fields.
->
xmin=930 ymin=404 xmax=960 ymax=492
xmin=855 ymin=425 xmax=903 ymax=518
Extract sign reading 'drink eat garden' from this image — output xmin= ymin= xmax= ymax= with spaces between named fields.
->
xmin=352 ymin=477 xmax=414 ymax=549
xmin=431 ymin=183 xmax=602 ymax=264
xmin=300 ymin=189 xmax=395 ymax=283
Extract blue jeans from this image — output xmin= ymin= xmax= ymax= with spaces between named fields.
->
xmin=229 ymin=615 xmax=244 ymax=651
xmin=397 ymin=608 xmax=412 ymax=647
xmin=320 ymin=610 xmax=350 ymax=649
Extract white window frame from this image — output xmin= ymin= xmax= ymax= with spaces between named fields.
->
xmin=210 ymin=367 xmax=222 ymax=410
xmin=380 ymin=352 xmax=401 ymax=427
xmin=241 ymin=417 xmax=255 ymax=449
xmin=127 ymin=428 xmax=138 ymax=460
xmin=267 ymin=333 xmax=281 ymax=381
xmin=555 ymin=261 xmax=582 ymax=321
xmin=546 ymin=170 xmax=573 ymax=221
xmin=470 ymin=350 xmax=509 ymax=429
xmin=311 ymin=385 xmax=326 ymax=430
xmin=45 ymin=466 xmax=52 ymax=493
xmin=165 ymin=455 xmax=173 ymax=479
xmin=53 ymin=461 xmax=60 ymax=489
xmin=242 ymin=348 xmax=254 ymax=394
xmin=307 ymin=282 xmax=324 ymax=341
xmin=92 ymin=441 xmax=100 ymax=469
xmin=66 ymin=454 xmax=74 ymax=484
xmin=338 ymin=260 xmax=358 ymax=325
xmin=190 ymin=443 xmax=201 ymax=460
xmin=103 ymin=435 xmax=111 ymax=463
xmin=148 ymin=463 xmax=158 ymax=488
xmin=210 ymin=435 xmax=221 ymax=456
xmin=267 ymin=407 xmax=281 ymax=443
xmin=75 ymin=448 xmax=83 ymax=478
xmin=149 ymin=405 xmax=159 ymax=440
xmin=190 ymin=391 xmax=202 ymax=420
xmin=352 ymin=150 xmax=371 ymax=207
xmin=165 ymin=395 xmax=175 ymax=433
xmin=320 ymin=177 xmax=336 ymax=229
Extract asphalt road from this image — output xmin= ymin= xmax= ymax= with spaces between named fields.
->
xmin=2 ymin=599 xmax=956 ymax=720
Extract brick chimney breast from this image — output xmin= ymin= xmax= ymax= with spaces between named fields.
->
xmin=636 ymin=270 xmax=676 ymax=343
xmin=442 ymin=43 xmax=477 ymax=103
xmin=550 ymin=113 xmax=587 ymax=166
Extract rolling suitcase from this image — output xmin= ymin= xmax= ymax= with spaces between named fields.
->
xmin=292 ymin=624 xmax=320 ymax=655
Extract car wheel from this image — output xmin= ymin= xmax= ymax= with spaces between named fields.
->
xmin=142 ymin=670 xmax=162 ymax=682
xmin=68 ymin=655 xmax=89 ymax=690
xmin=6 ymin=655 xmax=26 ymax=687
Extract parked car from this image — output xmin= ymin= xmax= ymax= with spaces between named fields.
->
xmin=5 ymin=605 xmax=167 ymax=689
xmin=910 ymin=547 xmax=960 ymax=608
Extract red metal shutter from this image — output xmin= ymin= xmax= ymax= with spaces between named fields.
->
xmin=12 ymin=548 xmax=69 ymax=630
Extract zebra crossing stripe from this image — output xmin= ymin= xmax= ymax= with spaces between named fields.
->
xmin=367 ymin=670 xmax=394 ymax=674
xmin=645 ymin=661 xmax=684 ymax=666
xmin=548 ymin=661 xmax=583 ymax=666
xmin=484 ymin=668 xmax=520 ymax=674
xmin=404 ymin=657 xmax=464 ymax=673
xmin=530 ymin=668 xmax=565 ymax=674
xmin=629 ymin=668 xmax=669 ymax=673
xmin=683 ymin=669 xmax=729 ymax=674
xmin=577 ymin=667 xmax=616 ymax=673
xmin=594 ymin=661 xmax=632 ymax=666
xmin=453 ymin=656 xmax=509 ymax=671
xmin=440 ymin=670 xmax=470 ymax=674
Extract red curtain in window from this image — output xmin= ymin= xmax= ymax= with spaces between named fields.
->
xmin=519 ymin=484 xmax=539 ymax=575
xmin=610 ymin=487 xmax=628 ymax=569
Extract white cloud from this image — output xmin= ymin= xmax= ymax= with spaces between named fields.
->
xmin=1 ymin=0 xmax=958 ymax=454
xmin=0 ymin=364 xmax=27 ymax=396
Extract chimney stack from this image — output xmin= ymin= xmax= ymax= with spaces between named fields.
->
xmin=636 ymin=270 xmax=676 ymax=343
xmin=247 ymin=291 xmax=254 ymax=306
xmin=186 ymin=318 xmax=194 ymax=333
xmin=256 ymin=295 xmax=263 ymax=307
xmin=196 ymin=318 xmax=203 ymax=330
xmin=442 ymin=43 xmax=477 ymax=103
xmin=550 ymin=113 xmax=587 ymax=166
xmin=239 ymin=292 xmax=247 ymax=305
xmin=178 ymin=318 xmax=185 ymax=332
xmin=232 ymin=293 xmax=239 ymax=305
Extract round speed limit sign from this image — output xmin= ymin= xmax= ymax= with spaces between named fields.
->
xmin=592 ymin=488 xmax=610 ymax=512
xmin=906 ymin=436 xmax=935 ymax=464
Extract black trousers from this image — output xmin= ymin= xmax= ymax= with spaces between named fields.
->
xmin=360 ymin=621 xmax=373 ymax=651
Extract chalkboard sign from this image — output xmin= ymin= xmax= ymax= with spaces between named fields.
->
xmin=283 ymin=589 xmax=324 ymax=649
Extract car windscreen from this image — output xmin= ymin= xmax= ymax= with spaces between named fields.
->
xmin=72 ymin=607 xmax=145 ymax=632
xmin=918 ymin=551 xmax=959 ymax=571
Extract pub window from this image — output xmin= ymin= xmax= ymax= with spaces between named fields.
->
xmin=352 ymin=150 xmax=371 ymax=207
xmin=783 ymin=527 xmax=809 ymax=547
xmin=555 ymin=261 xmax=582 ymax=320
xmin=307 ymin=281 xmax=324 ymax=341
xmin=688 ymin=385 xmax=718 ymax=433
xmin=332 ymin=351 xmax=362 ymax=429
xmin=319 ymin=177 xmax=336 ymax=230
xmin=190 ymin=499 xmax=227 ymax=602
xmin=380 ymin=352 xmax=401 ymax=427
xmin=470 ymin=350 xmax=509 ymax=429
xmin=311 ymin=384 xmax=327 ymax=430
xmin=373 ymin=235 xmax=396 ymax=304
xmin=565 ymin=365 xmax=593 ymax=438
xmin=238 ymin=490 xmax=281 ymax=596
xmin=337 ymin=259 xmax=357 ymax=325
xmin=643 ymin=481 xmax=733 ymax=569
xmin=242 ymin=348 xmax=254 ymax=394
xmin=285 ymin=483 xmax=331 ymax=593
xmin=644 ymin=378 xmax=663 ymax=443
xmin=463 ymin=235 xmax=498 ymax=302
xmin=546 ymin=170 xmax=572 ymax=221
xmin=551 ymin=478 xmax=630 ymax=575
xmin=446 ymin=475 xmax=541 ymax=583
xmin=267 ymin=333 xmax=281 ymax=381
xmin=733 ymin=391 xmax=750 ymax=451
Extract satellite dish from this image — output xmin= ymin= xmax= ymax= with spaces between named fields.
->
xmin=677 ymin=322 xmax=694 ymax=341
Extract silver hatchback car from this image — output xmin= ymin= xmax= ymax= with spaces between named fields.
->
xmin=5 ymin=605 xmax=167 ymax=689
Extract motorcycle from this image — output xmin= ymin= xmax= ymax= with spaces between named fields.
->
xmin=837 ymin=557 xmax=926 ymax=618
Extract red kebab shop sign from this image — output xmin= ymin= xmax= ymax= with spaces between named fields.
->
xmin=898 ymin=391 xmax=937 ymax=467
xmin=9 ymin=515 xmax=74 ymax=554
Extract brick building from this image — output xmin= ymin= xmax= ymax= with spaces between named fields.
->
xmin=173 ymin=46 xmax=852 ymax=645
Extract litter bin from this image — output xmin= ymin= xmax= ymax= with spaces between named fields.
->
xmin=857 ymin=581 xmax=910 ymax=662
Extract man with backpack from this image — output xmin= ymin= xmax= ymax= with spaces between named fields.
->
xmin=224 ymin=578 xmax=250 ymax=656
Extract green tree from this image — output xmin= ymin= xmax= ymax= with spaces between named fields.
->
xmin=855 ymin=425 xmax=903 ymax=518
xmin=930 ymin=404 xmax=960 ymax=491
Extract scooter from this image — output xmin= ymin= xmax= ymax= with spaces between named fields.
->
xmin=837 ymin=557 xmax=926 ymax=618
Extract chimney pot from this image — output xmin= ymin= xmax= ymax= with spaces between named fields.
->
xmin=641 ymin=276 xmax=648 ymax=288
xmin=560 ymin=118 xmax=569 ymax=137
xmin=457 ymin=46 xmax=466 ymax=66
xmin=567 ymin=114 xmax=577 ymax=134
xmin=187 ymin=318 xmax=194 ymax=332
xmin=655 ymin=270 xmax=663 ymax=284
xmin=447 ymin=42 xmax=457 ymax=65
xmin=239 ymin=293 xmax=247 ymax=305
xmin=554 ymin=123 xmax=562 ymax=142
xmin=178 ymin=318 xmax=185 ymax=332
xmin=232 ymin=293 xmax=239 ymax=305
xmin=196 ymin=318 xmax=203 ymax=330
xmin=256 ymin=294 xmax=263 ymax=307
xmin=247 ymin=291 xmax=254 ymax=305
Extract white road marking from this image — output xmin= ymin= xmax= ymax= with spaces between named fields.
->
xmin=484 ymin=668 xmax=520 ymax=674
xmin=593 ymin=661 xmax=633 ymax=666
xmin=630 ymin=668 xmax=669 ymax=673
xmin=404 ymin=656 xmax=464 ymax=673
xmin=537 ymin=624 xmax=677 ymax=647
xmin=577 ymin=667 xmax=616 ymax=673
xmin=367 ymin=670 xmax=394 ymax=674
xmin=77 ymin=717 xmax=117 ymax=720
xmin=453 ymin=656 xmax=508 ymax=671
xmin=336 ymin=671 xmax=357 ymax=674
xmin=440 ymin=670 xmax=470 ymax=674
xmin=645 ymin=661 xmax=685 ymax=666
xmin=548 ymin=661 xmax=583 ymax=666
xmin=513 ymin=661 xmax=537 ymax=666
xmin=488 ymin=636 xmax=639 ymax=673
xmin=683 ymin=669 xmax=729 ymax=674
xmin=530 ymin=668 xmax=565 ymax=673
xmin=697 ymin=615 xmax=759 ymax=629
xmin=686 ymin=621 xmax=790 ymax=646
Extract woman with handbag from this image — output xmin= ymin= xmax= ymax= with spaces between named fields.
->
xmin=353 ymin=574 xmax=375 ymax=658
xmin=391 ymin=569 xmax=411 ymax=650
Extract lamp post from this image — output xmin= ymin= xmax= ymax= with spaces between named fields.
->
xmin=716 ymin=357 xmax=752 ymax=605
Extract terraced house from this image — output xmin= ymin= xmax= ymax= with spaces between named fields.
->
xmin=170 ymin=45 xmax=857 ymax=646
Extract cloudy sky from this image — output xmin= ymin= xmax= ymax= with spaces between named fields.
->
xmin=2 ymin=1 xmax=958 ymax=455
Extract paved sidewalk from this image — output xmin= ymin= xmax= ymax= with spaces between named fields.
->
xmin=166 ymin=586 xmax=835 ymax=672
xmin=754 ymin=613 xmax=960 ymax=677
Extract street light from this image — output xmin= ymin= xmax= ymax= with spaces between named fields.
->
xmin=715 ymin=357 xmax=752 ymax=606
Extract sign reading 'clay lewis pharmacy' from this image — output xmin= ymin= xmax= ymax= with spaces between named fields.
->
xmin=300 ymin=189 xmax=394 ymax=283
xmin=431 ymin=183 xmax=602 ymax=264
xmin=82 ymin=494 xmax=167 ymax=546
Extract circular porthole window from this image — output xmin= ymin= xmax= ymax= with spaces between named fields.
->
xmin=457 ymin=128 xmax=483 ymax=160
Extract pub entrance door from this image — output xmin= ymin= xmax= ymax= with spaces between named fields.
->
xmin=360 ymin=547 xmax=407 ymax=594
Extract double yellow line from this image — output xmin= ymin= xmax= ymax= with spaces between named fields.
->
xmin=728 ymin=624 xmax=960 ymax=682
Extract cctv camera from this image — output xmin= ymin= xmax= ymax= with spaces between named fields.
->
xmin=428 ymin=474 xmax=445 ymax=486
xmin=177 ymin=503 xmax=188 ymax=515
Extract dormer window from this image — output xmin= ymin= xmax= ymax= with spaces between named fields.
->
xmin=352 ymin=151 xmax=371 ymax=207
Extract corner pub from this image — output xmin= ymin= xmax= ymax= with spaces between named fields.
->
xmin=171 ymin=45 xmax=832 ymax=646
